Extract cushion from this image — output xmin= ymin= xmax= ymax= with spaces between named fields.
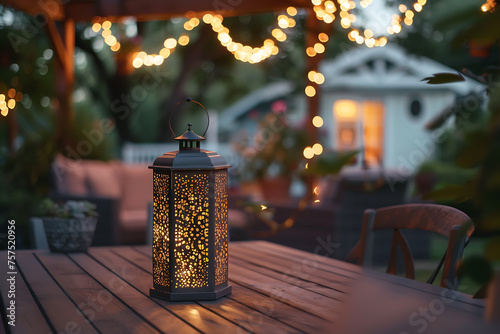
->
xmin=52 ymin=155 xmax=88 ymax=196
xmin=121 ymin=165 xmax=153 ymax=211
xmin=85 ymin=160 xmax=123 ymax=198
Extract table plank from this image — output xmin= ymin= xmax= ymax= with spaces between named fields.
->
xmin=0 ymin=252 xmax=51 ymax=334
xmin=230 ymin=256 xmax=346 ymax=301
xmin=15 ymin=252 xmax=98 ymax=334
xmin=131 ymin=246 xmax=331 ymax=333
xmin=228 ymin=282 xmax=329 ymax=333
xmin=68 ymin=252 xmax=199 ymax=334
xmin=228 ymin=259 xmax=338 ymax=320
xmin=229 ymin=244 xmax=352 ymax=290
xmin=199 ymin=296 xmax=303 ymax=334
xmin=243 ymin=241 xmax=486 ymax=313
xmin=87 ymin=247 xmax=250 ymax=334
xmin=36 ymin=252 xmax=161 ymax=334
xmin=235 ymin=240 xmax=362 ymax=279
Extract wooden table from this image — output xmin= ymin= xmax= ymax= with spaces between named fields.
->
xmin=0 ymin=241 xmax=496 ymax=333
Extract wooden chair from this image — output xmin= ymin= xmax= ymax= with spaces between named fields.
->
xmin=346 ymin=203 xmax=474 ymax=290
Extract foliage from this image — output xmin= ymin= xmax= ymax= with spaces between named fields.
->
xmin=304 ymin=150 xmax=358 ymax=176
xmin=421 ymin=73 xmax=500 ymax=290
xmin=36 ymin=199 xmax=97 ymax=219
xmin=233 ymin=111 xmax=309 ymax=181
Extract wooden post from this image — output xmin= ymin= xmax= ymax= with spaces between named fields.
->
xmin=304 ymin=10 xmax=331 ymax=196
xmin=46 ymin=19 xmax=75 ymax=150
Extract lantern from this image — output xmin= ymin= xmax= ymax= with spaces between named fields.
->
xmin=149 ymin=99 xmax=231 ymax=301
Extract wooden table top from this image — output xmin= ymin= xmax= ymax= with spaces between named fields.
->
xmin=0 ymin=240 xmax=496 ymax=333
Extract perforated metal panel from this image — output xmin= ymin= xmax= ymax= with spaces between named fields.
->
xmin=214 ymin=170 xmax=228 ymax=286
xmin=172 ymin=172 xmax=210 ymax=288
xmin=153 ymin=172 xmax=170 ymax=288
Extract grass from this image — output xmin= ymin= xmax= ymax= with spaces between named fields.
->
xmin=414 ymin=235 xmax=487 ymax=295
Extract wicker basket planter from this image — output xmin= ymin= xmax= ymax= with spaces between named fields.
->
xmin=42 ymin=217 xmax=97 ymax=252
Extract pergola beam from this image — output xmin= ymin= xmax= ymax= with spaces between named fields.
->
xmin=66 ymin=0 xmax=310 ymax=22
xmin=0 ymin=0 xmax=64 ymax=21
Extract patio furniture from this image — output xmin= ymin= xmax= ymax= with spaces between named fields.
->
xmin=1 ymin=241 xmax=492 ymax=333
xmin=50 ymin=155 xmax=152 ymax=245
xmin=346 ymin=203 xmax=474 ymax=290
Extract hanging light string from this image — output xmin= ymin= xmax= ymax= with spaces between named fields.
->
xmin=91 ymin=18 xmax=121 ymax=52
xmin=481 ymin=0 xmax=497 ymax=12
xmin=129 ymin=9 xmax=298 ymax=68
xmin=0 ymin=88 xmax=22 ymax=117
xmin=92 ymin=2 xmax=426 ymax=68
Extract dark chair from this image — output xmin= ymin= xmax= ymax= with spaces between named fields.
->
xmin=346 ymin=203 xmax=474 ymax=290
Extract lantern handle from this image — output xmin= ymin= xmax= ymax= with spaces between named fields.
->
xmin=168 ymin=98 xmax=210 ymax=138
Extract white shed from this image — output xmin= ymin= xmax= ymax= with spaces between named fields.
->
xmin=318 ymin=45 xmax=484 ymax=170
xmin=220 ymin=45 xmax=484 ymax=173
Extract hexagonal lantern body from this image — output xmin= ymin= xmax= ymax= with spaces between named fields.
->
xmin=149 ymin=124 xmax=231 ymax=301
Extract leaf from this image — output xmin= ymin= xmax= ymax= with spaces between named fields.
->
xmin=421 ymin=72 xmax=465 ymax=84
xmin=422 ymin=183 xmax=472 ymax=202
xmin=485 ymin=238 xmax=500 ymax=262
xmin=304 ymin=150 xmax=358 ymax=176
xmin=457 ymin=254 xmax=493 ymax=286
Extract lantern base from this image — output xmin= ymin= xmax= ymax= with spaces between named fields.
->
xmin=149 ymin=285 xmax=232 ymax=301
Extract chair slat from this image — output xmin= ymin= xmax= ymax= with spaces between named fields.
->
xmin=347 ymin=204 xmax=473 ymax=290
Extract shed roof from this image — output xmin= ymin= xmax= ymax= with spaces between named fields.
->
xmin=320 ymin=45 xmax=484 ymax=94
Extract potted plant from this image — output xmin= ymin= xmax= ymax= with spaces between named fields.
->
xmin=233 ymin=111 xmax=309 ymax=203
xmin=37 ymin=199 xmax=98 ymax=252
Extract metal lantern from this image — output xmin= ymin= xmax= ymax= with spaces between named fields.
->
xmin=149 ymin=99 xmax=231 ymax=301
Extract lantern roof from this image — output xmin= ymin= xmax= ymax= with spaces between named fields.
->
xmin=175 ymin=123 xmax=205 ymax=141
xmin=150 ymin=123 xmax=230 ymax=170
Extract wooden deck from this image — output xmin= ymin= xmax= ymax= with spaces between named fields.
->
xmin=0 ymin=241 xmax=494 ymax=333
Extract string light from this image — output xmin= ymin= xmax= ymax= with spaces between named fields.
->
xmin=131 ymin=17 xmax=198 ymax=69
xmin=312 ymin=116 xmax=324 ymax=128
xmin=203 ymin=11 xmax=296 ymax=64
xmin=481 ymin=0 xmax=497 ymax=12
xmin=0 ymin=87 xmax=23 ymax=117
xmin=91 ymin=18 xmax=121 ymax=52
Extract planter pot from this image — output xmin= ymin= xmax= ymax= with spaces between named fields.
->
xmin=42 ymin=217 xmax=97 ymax=252
xmin=259 ymin=177 xmax=292 ymax=204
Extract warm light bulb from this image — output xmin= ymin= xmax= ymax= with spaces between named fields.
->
xmin=160 ymin=48 xmax=171 ymax=58
xmin=7 ymin=89 xmax=16 ymax=99
xmin=303 ymin=146 xmax=314 ymax=159
xmin=144 ymin=55 xmax=154 ymax=66
xmin=312 ymin=116 xmax=324 ymax=128
xmin=203 ymin=13 xmax=214 ymax=24
xmin=91 ymin=22 xmax=101 ymax=32
xmin=305 ymin=85 xmax=316 ymax=97
xmin=102 ymin=29 xmax=111 ymax=38
xmin=153 ymin=55 xmax=164 ymax=65
xmin=312 ymin=143 xmax=323 ymax=155
xmin=179 ymin=34 xmax=189 ymax=46
xmin=314 ymin=43 xmax=325 ymax=53
xmin=164 ymin=38 xmax=177 ymax=49
xmin=314 ymin=72 xmax=325 ymax=84
xmin=306 ymin=47 xmax=317 ymax=57
xmin=102 ymin=20 xmax=112 ymax=30
xmin=110 ymin=42 xmax=120 ymax=51
xmin=7 ymin=99 xmax=16 ymax=109
xmin=318 ymin=33 xmax=329 ymax=42
xmin=287 ymin=6 xmax=298 ymax=16
xmin=132 ymin=58 xmax=143 ymax=68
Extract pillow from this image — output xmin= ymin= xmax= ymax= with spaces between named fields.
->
xmin=52 ymin=155 xmax=88 ymax=196
xmin=121 ymin=165 xmax=153 ymax=211
xmin=85 ymin=160 xmax=123 ymax=198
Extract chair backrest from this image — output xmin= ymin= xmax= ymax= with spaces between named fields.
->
xmin=346 ymin=203 xmax=474 ymax=290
